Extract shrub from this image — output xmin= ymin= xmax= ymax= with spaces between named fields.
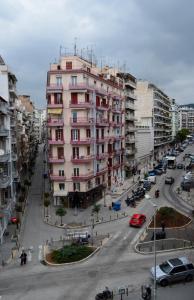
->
xmin=51 ymin=245 xmax=93 ymax=263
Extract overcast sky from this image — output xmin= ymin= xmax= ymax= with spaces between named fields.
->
xmin=0 ymin=0 xmax=194 ymax=108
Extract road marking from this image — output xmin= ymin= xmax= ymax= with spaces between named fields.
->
xmin=28 ymin=250 xmax=32 ymax=262
xmin=38 ymin=245 xmax=43 ymax=260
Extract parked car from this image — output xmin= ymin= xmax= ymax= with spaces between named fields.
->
xmin=176 ymin=163 xmax=184 ymax=169
xmin=154 ymin=168 xmax=163 ymax=175
xmin=143 ymin=181 xmax=152 ymax=191
xmin=129 ymin=214 xmax=146 ymax=227
xmin=150 ymin=257 xmax=194 ymax=287
xmin=165 ymin=176 xmax=174 ymax=184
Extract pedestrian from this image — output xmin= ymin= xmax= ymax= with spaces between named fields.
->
xmin=20 ymin=250 xmax=27 ymax=266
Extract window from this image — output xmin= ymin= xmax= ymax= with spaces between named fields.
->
xmin=56 ymin=76 xmax=62 ymax=86
xmin=96 ymin=129 xmax=99 ymax=139
xmin=57 ymin=147 xmax=64 ymax=158
xmin=97 ymin=164 xmax=99 ymax=172
xmin=101 ymin=129 xmax=104 ymax=138
xmin=59 ymin=183 xmax=65 ymax=190
xmin=55 ymin=129 xmax=63 ymax=141
xmin=66 ymin=61 xmax=72 ymax=70
xmin=85 ymin=93 xmax=90 ymax=102
xmin=59 ymin=170 xmax=64 ymax=176
xmin=73 ymin=168 xmax=79 ymax=176
xmin=96 ymin=177 xmax=100 ymax=185
xmin=54 ymin=93 xmax=62 ymax=104
xmin=71 ymin=129 xmax=80 ymax=141
xmin=171 ymin=266 xmax=186 ymax=274
xmin=87 ymin=146 xmax=90 ymax=155
xmin=72 ymin=111 xmax=77 ymax=123
xmin=87 ymin=180 xmax=92 ymax=189
xmin=73 ymin=182 xmax=80 ymax=191
xmin=72 ymin=147 xmax=79 ymax=158
xmin=71 ymin=93 xmax=78 ymax=104
xmin=86 ymin=129 xmax=91 ymax=138
xmin=47 ymin=95 xmax=51 ymax=104
xmin=102 ymin=144 xmax=104 ymax=153
xmin=71 ymin=76 xmax=77 ymax=86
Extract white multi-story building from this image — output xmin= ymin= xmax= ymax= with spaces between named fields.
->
xmin=179 ymin=106 xmax=194 ymax=133
xmin=171 ymin=99 xmax=179 ymax=140
xmin=135 ymin=80 xmax=172 ymax=162
xmin=46 ymin=54 xmax=125 ymax=207
xmin=0 ymin=56 xmax=18 ymax=243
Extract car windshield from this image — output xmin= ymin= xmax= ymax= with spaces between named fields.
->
xmin=159 ymin=261 xmax=172 ymax=274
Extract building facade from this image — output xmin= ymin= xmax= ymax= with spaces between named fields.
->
xmin=0 ymin=56 xmax=18 ymax=243
xmin=46 ymin=55 xmax=125 ymax=207
xmin=171 ymin=99 xmax=179 ymax=140
xmin=135 ymin=80 xmax=172 ymax=163
xmin=179 ymin=106 xmax=194 ymax=134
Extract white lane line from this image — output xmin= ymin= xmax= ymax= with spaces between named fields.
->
xmin=38 ymin=245 xmax=43 ymax=261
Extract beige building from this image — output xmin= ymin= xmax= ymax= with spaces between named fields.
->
xmin=46 ymin=55 xmax=125 ymax=207
xmin=179 ymin=106 xmax=194 ymax=134
xmin=135 ymin=81 xmax=172 ymax=163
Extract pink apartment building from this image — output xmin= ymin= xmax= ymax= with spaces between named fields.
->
xmin=46 ymin=55 xmax=125 ymax=207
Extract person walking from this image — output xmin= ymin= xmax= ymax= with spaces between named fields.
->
xmin=20 ymin=250 xmax=27 ymax=266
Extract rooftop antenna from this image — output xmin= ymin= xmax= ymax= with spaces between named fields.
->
xmin=74 ymin=37 xmax=77 ymax=56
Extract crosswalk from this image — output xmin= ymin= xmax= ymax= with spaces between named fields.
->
xmin=17 ymin=244 xmax=44 ymax=264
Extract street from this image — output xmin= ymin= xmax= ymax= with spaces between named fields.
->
xmin=0 ymin=145 xmax=194 ymax=299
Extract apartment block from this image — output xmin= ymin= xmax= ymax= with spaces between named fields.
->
xmin=135 ymin=81 xmax=172 ymax=162
xmin=171 ymin=99 xmax=180 ymax=140
xmin=0 ymin=56 xmax=18 ymax=243
xmin=46 ymin=55 xmax=125 ymax=207
xmin=179 ymin=106 xmax=194 ymax=134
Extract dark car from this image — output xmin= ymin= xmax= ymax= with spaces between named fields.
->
xmin=176 ymin=163 xmax=184 ymax=169
xmin=154 ymin=169 xmax=163 ymax=175
xmin=165 ymin=176 xmax=174 ymax=184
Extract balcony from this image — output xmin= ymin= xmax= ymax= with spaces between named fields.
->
xmin=126 ymin=114 xmax=136 ymax=121
xmin=96 ymin=167 xmax=108 ymax=175
xmin=96 ymin=137 xmax=108 ymax=143
xmin=70 ymin=118 xmax=94 ymax=127
xmin=47 ymin=103 xmax=63 ymax=108
xmin=47 ymin=118 xmax=64 ymax=127
xmin=72 ymin=171 xmax=94 ymax=181
xmin=12 ymin=152 xmax=17 ymax=161
xmin=0 ymin=151 xmax=10 ymax=162
xmin=126 ymin=126 xmax=137 ymax=132
xmin=125 ymin=137 xmax=135 ymax=144
xmin=69 ymin=83 xmax=95 ymax=91
xmin=11 ymin=137 xmax=16 ymax=144
xmin=71 ymin=138 xmax=94 ymax=145
xmin=96 ymin=153 xmax=108 ymax=160
xmin=95 ymin=88 xmax=108 ymax=96
xmin=48 ymin=139 xmax=64 ymax=145
xmin=0 ymin=104 xmax=8 ymax=114
xmin=126 ymin=148 xmax=136 ymax=155
xmin=125 ymin=102 xmax=135 ymax=110
xmin=0 ymin=175 xmax=11 ymax=188
xmin=125 ymin=91 xmax=136 ymax=99
xmin=71 ymin=155 xmax=95 ymax=164
xmin=96 ymin=119 xmax=109 ymax=127
xmin=0 ymin=127 xmax=9 ymax=137
xmin=114 ymin=135 xmax=123 ymax=141
xmin=50 ymin=174 xmax=66 ymax=181
xmin=96 ymin=103 xmax=109 ymax=111
xmin=48 ymin=156 xmax=65 ymax=163
xmin=46 ymin=84 xmax=63 ymax=93
xmin=112 ymin=162 xmax=121 ymax=169
xmin=112 ymin=121 xmax=122 ymax=127
xmin=69 ymin=101 xmax=93 ymax=109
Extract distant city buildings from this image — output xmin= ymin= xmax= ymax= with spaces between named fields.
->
xmin=179 ymin=105 xmax=194 ymax=133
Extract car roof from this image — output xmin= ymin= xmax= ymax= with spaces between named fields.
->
xmin=131 ymin=214 xmax=144 ymax=218
xmin=168 ymin=257 xmax=189 ymax=267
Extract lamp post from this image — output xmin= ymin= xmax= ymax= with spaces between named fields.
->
xmin=145 ymin=194 xmax=157 ymax=300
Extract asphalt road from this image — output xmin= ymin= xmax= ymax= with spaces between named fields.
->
xmin=0 ymin=145 xmax=194 ymax=300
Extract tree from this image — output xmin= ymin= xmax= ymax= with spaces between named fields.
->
xmin=92 ymin=204 xmax=101 ymax=222
xmin=56 ymin=207 xmax=66 ymax=226
xmin=175 ymin=129 xmax=190 ymax=143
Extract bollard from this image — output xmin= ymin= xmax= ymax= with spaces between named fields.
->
xmin=117 ymin=213 xmax=118 ymax=219
xmin=96 ymin=231 xmax=97 ymax=236
xmin=110 ymin=215 xmax=111 ymax=221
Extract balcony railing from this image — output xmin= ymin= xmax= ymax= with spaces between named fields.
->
xmin=0 ymin=175 xmax=11 ymax=188
xmin=126 ymin=114 xmax=136 ymax=121
xmin=48 ymin=139 xmax=64 ymax=145
xmin=71 ymin=138 xmax=94 ymax=145
xmin=48 ymin=156 xmax=65 ymax=163
xmin=50 ymin=174 xmax=66 ymax=181
xmin=46 ymin=84 xmax=63 ymax=93
xmin=96 ymin=103 xmax=109 ymax=111
xmin=0 ymin=151 xmax=10 ymax=162
xmin=96 ymin=119 xmax=109 ymax=126
xmin=69 ymin=101 xmax=93 ymax=109
xmin=69 ymin=83 xmax=95 ymax=90
xmin=71 ymin=155 xmax=95 ymax=163
xmin=125 ymin=102 xmax=135 ymax=110
xmin=96 ymin=167 xmax=108 ymax=175
xmin=47 ymin=118 xmax=64 ymax=126
xmin=72 ymin=171 xmax=94 ymax=181
xmin=96 ymin=137 xmax=108 ymax=143
xmin=96 ymin=153 xmax=108 ymax=160
xmin=70 ymin=118 xmax=94 ymax=126
xmin=0 ymin=127 xmax=9 ymax=137
xmin=112 ymin=121 xmax=122 ymax=127
xmin=47 ymin=103 xmax=63 ymax=108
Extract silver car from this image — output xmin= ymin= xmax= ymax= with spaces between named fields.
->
xmin=150 ymin=257 xmax=194 ymax=286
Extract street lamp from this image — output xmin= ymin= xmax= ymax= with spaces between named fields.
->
xmin=145 ymin=194 xmax=157 ymax=300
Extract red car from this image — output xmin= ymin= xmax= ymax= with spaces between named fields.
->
xmin=129 ymin=214 xmax=146 ymax=227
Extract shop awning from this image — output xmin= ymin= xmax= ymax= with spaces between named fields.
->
xmin=47 ymin=108 xmax=62 ymax=114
